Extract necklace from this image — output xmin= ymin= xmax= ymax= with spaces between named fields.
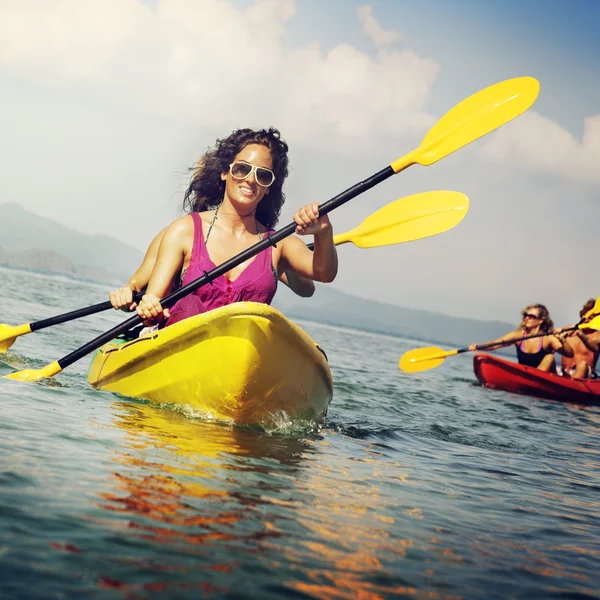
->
xmin=204 ymin=204 xmax=262 ymax=244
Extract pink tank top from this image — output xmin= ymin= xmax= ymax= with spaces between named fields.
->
xmin=179 ymin=212 xmax=277 ymax=310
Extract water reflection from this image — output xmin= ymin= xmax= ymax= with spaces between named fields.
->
xmin=96 ymin=404 xmax=467 ymax=599
xmin=90 ymin=401 xmax=317 ymax=596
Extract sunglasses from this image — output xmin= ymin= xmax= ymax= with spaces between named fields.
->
xmin=523 ymin=313 xmax=541 ymax=320
xmin=229 ymin=161 xmax=275 ymax=187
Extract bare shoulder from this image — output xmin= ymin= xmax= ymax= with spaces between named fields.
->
xmin=162 ymin=215 xmax=195 ymax=250
xmin=166 ymin=214 xmax=194 ymax=235
xmin=506 ymin=329 xmax=524 ymax=341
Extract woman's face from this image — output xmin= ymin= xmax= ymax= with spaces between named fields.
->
xmin=221 ymin=144 xmax=274 ymax=210
xmin=522 ymin=307 xmax=542 ymax=328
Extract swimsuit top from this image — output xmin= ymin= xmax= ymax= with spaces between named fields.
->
xmin=516 ymin=336 xmax=552 ymax=368
xmin=179 ymin=211 xmax=278 ymax=310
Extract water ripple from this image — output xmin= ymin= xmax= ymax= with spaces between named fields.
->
xmin=1 ymin=268 xmax=599 ymax=599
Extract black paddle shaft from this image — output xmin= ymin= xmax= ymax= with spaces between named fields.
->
xmin=56 ymin=165 xmax=395 ymax=370
xmin=459 ymin=324 xmax=581 ymax=355
xmin=30 ymin=293 xmax=144 ymax=332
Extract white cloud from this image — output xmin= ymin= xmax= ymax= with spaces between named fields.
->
xmin=482 ymin=110 xmax=600 ymax=186
xmin=357 ymin=4 xmax=404 ymax=48
xmin=0 ymin=0 xmax=437 ymax=152
xmin=0 ymin=1 xmax=597 ymax=327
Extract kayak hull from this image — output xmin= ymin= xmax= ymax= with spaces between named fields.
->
xmin=88 ymin=303 xmax=333 ymax=427
xmin=473 ymin=353 xmax=600 ymax=405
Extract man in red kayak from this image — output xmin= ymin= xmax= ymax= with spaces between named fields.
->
xmin=559 ymin=299 xmax=600 ymax=379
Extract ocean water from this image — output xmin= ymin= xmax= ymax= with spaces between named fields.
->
xmin=1 ymin=266 xmax=599 ymax=600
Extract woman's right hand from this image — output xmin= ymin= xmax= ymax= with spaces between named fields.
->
xmin=109 ymin=284 xmax=137 ymax=311
xmin=136 ymin=293 xmax=171 ymax=325
xmin=468 ymin=344 xmax=477 ymax=352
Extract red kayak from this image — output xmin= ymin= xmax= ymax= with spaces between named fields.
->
xmin=473 ymin=353 xmax=600 ymax=405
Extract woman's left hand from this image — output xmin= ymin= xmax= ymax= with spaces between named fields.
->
xmin=293 ymin=203 xmax=331 ymax=237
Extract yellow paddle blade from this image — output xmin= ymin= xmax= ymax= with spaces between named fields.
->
xmin=0 ymin=323 xmax=33 ymax=353
xmin=579 ymin=314 xmax=600 ymax=331
xmin=3 ymin=360 xmax=62 ymax=382
xmin=391 ymin=77 xmax=539 ymax=173
xmin=399 ymin=347 xmax=458 ymax=373
xmin=334 ymin=191 xmax=469 ymax=248
xmin=582 ymin=297 xmax=600 ymax=320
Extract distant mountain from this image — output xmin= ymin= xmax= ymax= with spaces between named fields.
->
xmin=0 ymin=247 xmax=122 ymax=284
xmin=272 ymin=283 xmax=514 ymax=349
xmin=0 ymin=202 xmax=515 ymax=347
xmin=0 ymin=202 xmax=143 ymax=283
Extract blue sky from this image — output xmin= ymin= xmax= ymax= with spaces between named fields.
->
xmin=281 ymin=0 xmax=600 ymax=129
xmin=0 ymin=0 xmax=598 ymax=326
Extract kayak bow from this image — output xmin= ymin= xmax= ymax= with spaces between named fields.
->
xmin=473 ymin=353 xmax=600 ymax=405
xmin=88 ymin=303 xmax=333 ymax=427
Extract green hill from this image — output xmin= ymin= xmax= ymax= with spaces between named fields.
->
xmin=0 ymin=202 xmax=143 ymax=283
xmin=272 ymin=283 xmax=514 ymax=349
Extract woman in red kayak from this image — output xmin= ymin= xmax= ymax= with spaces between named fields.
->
xmin=130 ymin=127 xmax=337 ymax=328
xmin=468 ymin=304 xmax=573 ymax=372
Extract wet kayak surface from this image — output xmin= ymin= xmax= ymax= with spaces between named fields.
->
xmin=1 ymin=267 xmax=599 ymax=600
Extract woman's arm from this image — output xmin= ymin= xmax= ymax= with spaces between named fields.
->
xmin=136 ymin=218 xmax=191 ymax=323
xmin=547 ymin=334 xmax=574 ymax=357
xmin=279 ymin=204 xmax=338 ymax=283
xmin=467 ymin=330 xmax=522 ymax=352
xmin=109 ymin=228 xmax=166 ymax=310
xmin=279 ymin=270 xmax=315 ymax=297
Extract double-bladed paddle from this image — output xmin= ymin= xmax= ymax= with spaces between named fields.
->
xmin=0 ymin=190 xmax=469 ymax=353
xmin=399 ymin=313 xmax=600 ymax=373
xmin=4 ymin=76 xmax=540 ymax=382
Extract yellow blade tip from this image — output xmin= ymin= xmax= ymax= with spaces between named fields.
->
xmin=398 ymin=356 xmax=416 ymax=371
xmin=0 ymin=324 xmax=15 ymax=353
xmin=0 ymin=339 xmax=15 ymax=353
xmin=4 ymin=369 xmax=42 ymax=382
xmin=0 ymin=323 xmax=32 ymax=352
xmin=3 ymin=361 xmax=62 ymax=382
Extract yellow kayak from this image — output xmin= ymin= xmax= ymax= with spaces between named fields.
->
xmin=87 ymin=302 xmax=333 ymax=428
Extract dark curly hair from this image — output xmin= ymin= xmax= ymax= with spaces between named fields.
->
xmin=579 ymin=298 xmax=596 ymax=319
xmin=182 ymin=127 xmax=289 ymax=229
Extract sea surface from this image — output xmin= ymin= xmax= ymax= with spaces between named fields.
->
xmin=1 ymin=266 xmax=599 ymax=600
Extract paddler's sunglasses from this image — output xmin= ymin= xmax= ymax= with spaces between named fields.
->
xmin=523 ymin=313 xmax=541 ymax=320
xmin=229 ymin=161 xmax=275 ymax=187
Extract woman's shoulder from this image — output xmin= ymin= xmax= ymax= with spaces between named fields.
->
xmin=506 ymin=329 xmax=525 ymax=342
xmin=165 ymin=214 xmax=195 ymax=237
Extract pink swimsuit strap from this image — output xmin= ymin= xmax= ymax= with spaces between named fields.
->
xmin=520 ymin=336 xmax=543 ymax=352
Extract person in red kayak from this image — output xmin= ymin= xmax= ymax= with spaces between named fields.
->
xmin=468 ymin=304 xmax=573 ymax=372
xmin=127 ymin=127 xmax=337 ymax=328
xmin=557 ymin=299 xmax=600 ymax=379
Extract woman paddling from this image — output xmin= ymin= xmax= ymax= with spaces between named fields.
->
xmin=109 ymin=227 xmax=315 ymax=311
xmin=129 ymin=127 xmax=337 ymax=329
xmin=468 ymin=304 xmax=573 ymax=372
xmin=109 ymin=157 xmax=315 ymax=312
